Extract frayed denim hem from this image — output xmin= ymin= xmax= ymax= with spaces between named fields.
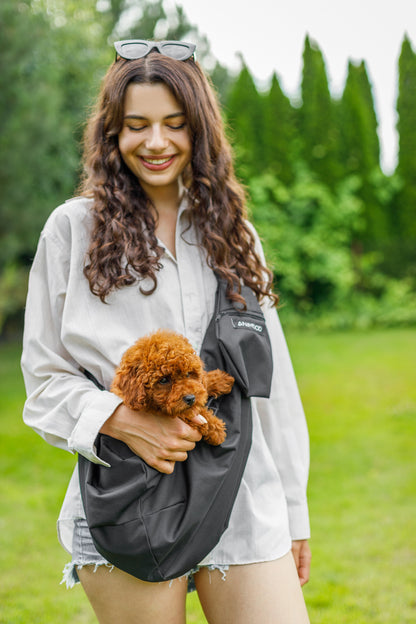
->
xmin=63 ymin=518 xmax=229 ymax=592
xmin=61 ymin=561 xmax=229 ymax=591
xmin=184 ymin=564 xmax=229 ymax=593
xmin=61 ymin=561 xmax=115 ymax=589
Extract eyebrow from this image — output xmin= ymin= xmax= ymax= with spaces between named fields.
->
xmin=124 ymin=112 xmax=185 ymax=120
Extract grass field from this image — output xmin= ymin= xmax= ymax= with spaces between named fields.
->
xmin=0 ymin=329 xmax=415 ymax=623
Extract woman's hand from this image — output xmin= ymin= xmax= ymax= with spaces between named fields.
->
xmin=291 ymin=539 xmax=311 ymax=586
xmin=100 ymin=403 xmax=204 ymax=474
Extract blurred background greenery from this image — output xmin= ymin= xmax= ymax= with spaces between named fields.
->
xmin=1 ymin=0 xmax=416 ymax=336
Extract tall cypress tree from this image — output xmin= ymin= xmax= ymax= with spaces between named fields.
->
xmin=396 ymin=35 xmax=416 ymax=251
xmin=340 ymin=60 xmax=379 ymax=175
xmin=299 ymin=36 xmax=337 ymax=187
xmin=226 ymin=63 xmax=264 ymax=179
xmin=339 ymin=60 xmax=385 ymax=244
xmin=263 ymin=73 xmax=297 ymax=185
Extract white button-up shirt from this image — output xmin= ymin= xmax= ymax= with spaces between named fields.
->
xmin=21 ymin=196 xmax=310 ymax=566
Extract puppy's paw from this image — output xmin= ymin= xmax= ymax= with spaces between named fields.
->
xmin=206 ymin=370 xmax=234 ymax=397
xmin=203 ymin=417 xmax=226 ymax=446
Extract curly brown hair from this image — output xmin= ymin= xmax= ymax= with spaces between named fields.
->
xmin=79 ymin=52 xmax=278 ymax=307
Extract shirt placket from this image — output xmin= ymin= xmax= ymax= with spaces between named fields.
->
xmin=175 ymin=212 xmax=204 ymax=352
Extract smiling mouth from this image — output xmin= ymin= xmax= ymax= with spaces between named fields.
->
xmin=140 ymin=155 xmax=176 ymax=170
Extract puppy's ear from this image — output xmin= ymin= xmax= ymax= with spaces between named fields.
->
xmin=111 ymin=364 xmax=148 ymax=410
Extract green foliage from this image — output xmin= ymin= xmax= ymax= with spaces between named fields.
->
xmin=209 ymin=61 xmax=235 ymax=106
xmin=226 ymin=63 xmax=265 ymax=179
xmin=337 ymin=61 xmax=386 ymax=247
xmin=397 ymin=36 xmax=416 ymax=195
xmin=0 ymin=264 xmax=29 ymax=334
xmin=339 ymin=61 xmax=380 ymax=175
xmin=0 ymin=1 xmax=73 ymax=264
xmin=249 ymin=169 xmax=363 ymax=311
xmin=0 ymin=0 xmax=109 ymax=272
xmin=263 ymin=73 xmax=297 ymax=185
xmin=394 ymin=35 xmax=416 ymax=276
xmin=298 ymin=36 xmax=338 ymax=188
xmin=249 ymin=170 xmax=416 ymax=329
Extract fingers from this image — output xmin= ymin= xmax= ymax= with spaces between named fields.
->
xmin=175 ymin=417 xmax=203 ymax=443
xmin=127 ymin=442 xmax=188 ymax=474
xmin=291 ymin=540 xmax=311 ymax=586
xmin=101 ymin=403 xmax=203 ymax=472
xmin=156 ymin=461 xmax=176 ymax=475
xmin=144 ymin=418 xmax=205 ymax=473
xmin=130 ymin=417 xmax=202 ymax=472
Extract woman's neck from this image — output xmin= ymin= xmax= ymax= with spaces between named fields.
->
xmin=144 ymin=182 xmax=184 ymax=258
xmin=142 ymin=180 xmax=183 ymax=217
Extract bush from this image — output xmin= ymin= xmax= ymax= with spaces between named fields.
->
xmin=248 ymin=168 xmax=416 ymax=329
xmin=249 ymin=168 xmax=362 ymax=308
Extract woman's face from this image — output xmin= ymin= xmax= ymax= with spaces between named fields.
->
xmin=118 ymin=82 xmax=192 ymax=198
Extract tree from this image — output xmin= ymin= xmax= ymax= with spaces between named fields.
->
xmin=209 ymin=61 xmax=234 ymax=106
xmin=338 ymin=60 xmax=386 ymax=246
xmin=0 ymin=0 xmax=108 ymax=261
xmin=263 ymin=72 xmax=297 ymax=186
xmin=0 ymin=0 xmax=108 ymax=333
xmin=0 ymin=1 xmax=73 ymax=264
xmin=395 ymin=34 xmax=416 ymax=274
xmin=226 ymin=62 xmax=264 ymax=179
xmin=298 ymin=36 xmax=338 ymax=188
xmin=339 ymin=61 xmax=380 ymax=175
xmin=248 ymin=169 xmax=363 ymax=317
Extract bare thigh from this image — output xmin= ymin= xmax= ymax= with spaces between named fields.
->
xmin=194 ymin=552 xmax=310 ymax=624
xmin=77 ymin=565 xmax=188 ymax=624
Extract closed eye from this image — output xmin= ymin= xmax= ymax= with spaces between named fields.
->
xmin=127 ymin=125 xmax=146 ymax=132
xmin=167 ymin=122 xmax=186 ymax=130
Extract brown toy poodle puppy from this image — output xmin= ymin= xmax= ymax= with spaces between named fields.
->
xmin=111 ymin=329 xmax=234 ymax=445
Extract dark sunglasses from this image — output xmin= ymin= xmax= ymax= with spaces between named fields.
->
xmin=114 ymin=40 xmax=196 ymax=62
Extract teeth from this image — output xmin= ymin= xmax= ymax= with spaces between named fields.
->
xmin=142 ymin=157 xmax=172 ymax=165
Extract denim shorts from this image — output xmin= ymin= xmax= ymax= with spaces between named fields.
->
xmin=61 ymin=518 xmax=228 ymax=592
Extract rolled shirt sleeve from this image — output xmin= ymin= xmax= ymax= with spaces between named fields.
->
xmin=21 ymin=226 xmax=122 ymax=467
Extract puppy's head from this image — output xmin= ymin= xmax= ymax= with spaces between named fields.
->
xmin=111 ymin=330 xmax=208 ymax=415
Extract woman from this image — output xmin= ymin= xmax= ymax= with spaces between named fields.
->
xmin=22 ymin=40 xmax=311 ymax=623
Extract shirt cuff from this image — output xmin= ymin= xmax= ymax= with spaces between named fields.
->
xmin=287 ymin=501 xmax=311 ymax=541
xmin=68 ymin=390 xmax=123 ymax=467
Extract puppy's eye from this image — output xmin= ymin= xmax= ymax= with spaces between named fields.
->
xmin=158 ymin=376 xmax=171 ymax=385
xmin=187 ymin=371 xmax=198 ymax=378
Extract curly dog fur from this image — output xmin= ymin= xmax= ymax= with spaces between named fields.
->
xmin=111 ymin=329 xmax=234 ymax=445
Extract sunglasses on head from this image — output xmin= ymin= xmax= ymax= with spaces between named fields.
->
xmin=114 ymin=40 xmax=196 ymax=62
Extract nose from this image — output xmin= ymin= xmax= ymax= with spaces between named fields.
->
xmin=183 ymin=394 xmax=195 ymax=407
xmin=146 ymin=124 xmax=169 ymax=151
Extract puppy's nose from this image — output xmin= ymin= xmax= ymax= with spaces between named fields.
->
xmin=183 ymin=394 xmax=195 ymax=406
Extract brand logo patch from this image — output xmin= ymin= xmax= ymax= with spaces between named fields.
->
xmin=231 ymin=318 xmax=264 ymax=333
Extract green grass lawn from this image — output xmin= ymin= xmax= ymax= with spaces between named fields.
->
xmin=0 ymin=329 xmax=415 ymax=623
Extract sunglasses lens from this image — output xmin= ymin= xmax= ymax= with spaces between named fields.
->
xmin=160 ymin=43 xmax=194 ymax=60
xmin=114 ymin=40 xmax=196 ymax=62
xmin=116 ymin=41 xmax=149 ymax=59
